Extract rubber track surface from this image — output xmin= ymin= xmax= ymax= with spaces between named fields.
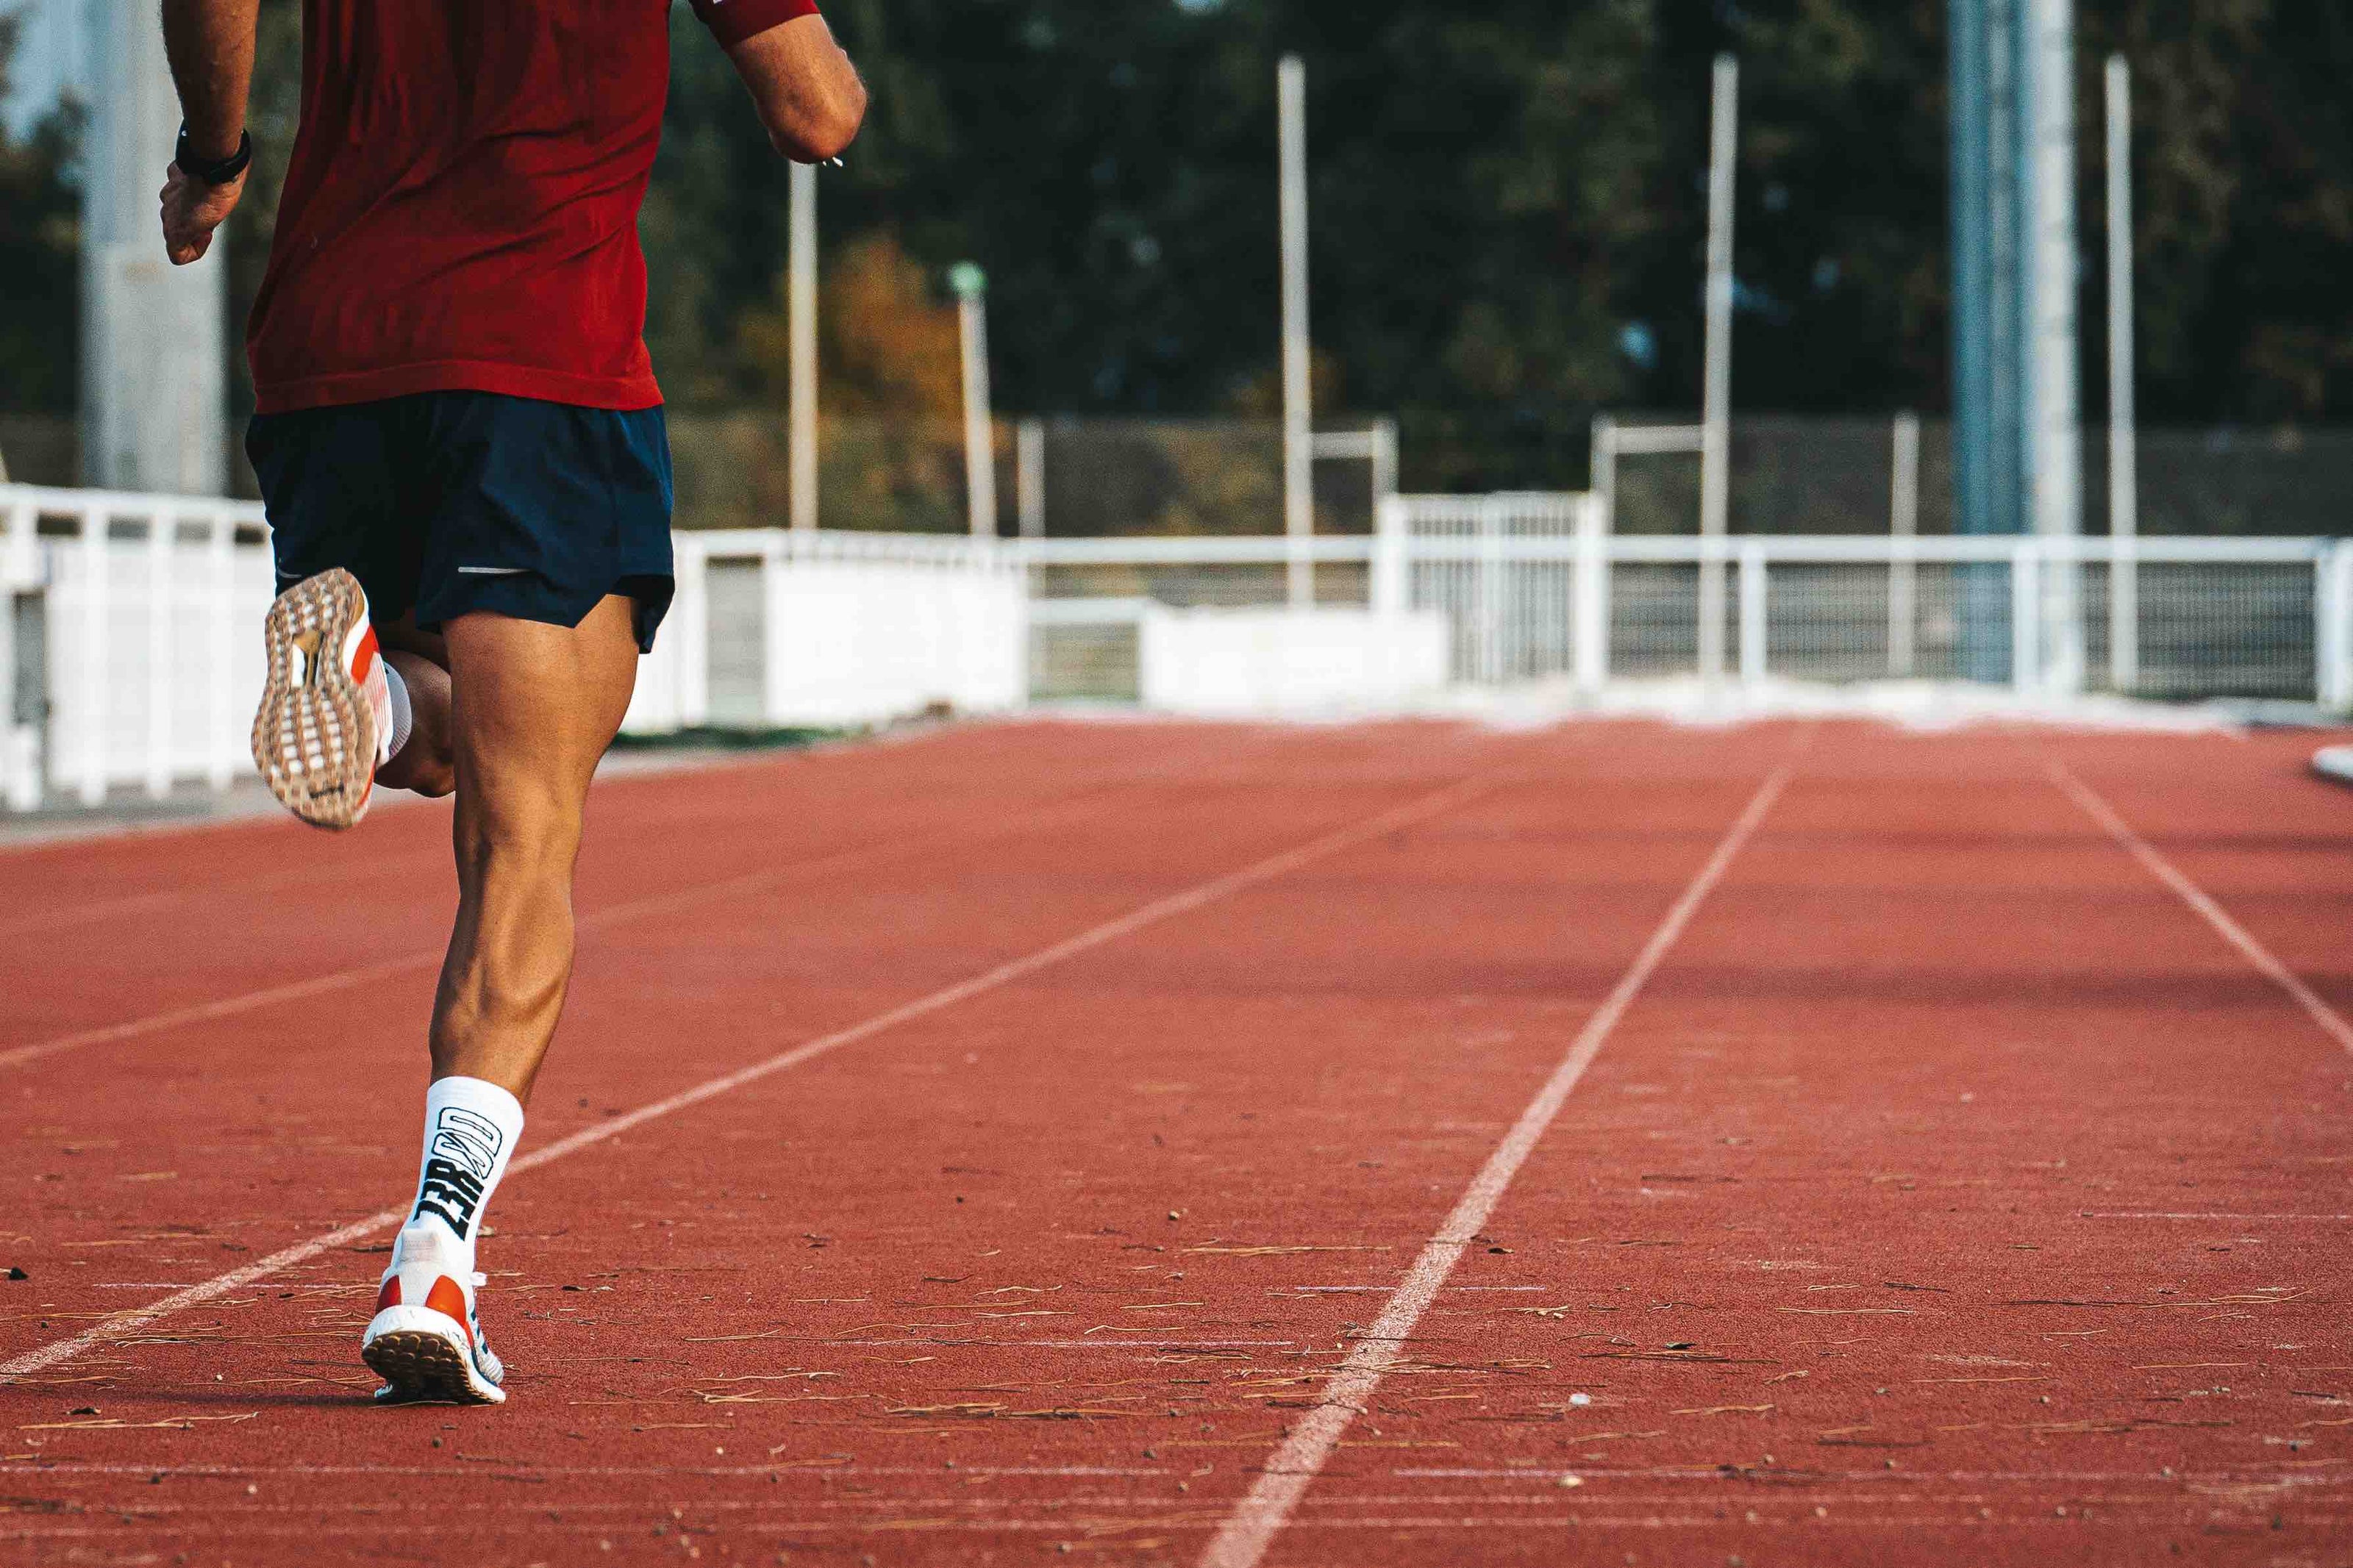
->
xmin=1 ymin=717 xmax=2349 ymax=1566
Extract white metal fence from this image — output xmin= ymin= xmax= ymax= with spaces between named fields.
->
xmin=1025 ymin=494 xmax=2353 ymax=708
xmin=6 ymin=479 xmax=2349 ymax=812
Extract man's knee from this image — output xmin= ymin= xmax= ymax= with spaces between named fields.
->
xmin=455 ymin=782 xmax=585 ymax=876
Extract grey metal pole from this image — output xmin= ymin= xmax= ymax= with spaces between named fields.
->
xmin=951 ymin=263 xmax=996 ymax=539
xmin=1279 ymin=54 xmax=1313 ymax=608
xmin=788 ymin=161 xmax=818 ymax=532
xmin=1698 ymin=54 xmax=1739 ymax=679
xmin=2105 ymin=53 xmax=2138 ymax=692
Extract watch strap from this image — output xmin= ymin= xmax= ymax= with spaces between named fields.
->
xmin=175 ymin=126 xmax=252 ymax=185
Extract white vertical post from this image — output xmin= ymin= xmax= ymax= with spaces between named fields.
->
xmin=1477 ymin=498 xmax=1504 ymax=684
xmin=1572 ymin=493 xmax=1610 ymax=692
xmin=143 ymin=508 xmax=172 ymax=798
xmin=78 ymin=505 xmax=106 ymax=805
xmin=1371 ymin=495 xmax=1407 ymax=619
xmin=2318 ymin=541 xmax=2353 ymax=715
xmin=1590 ymin=415 xmax=1618 ymax=537
xmin=2011 ymin=543 xmax=2040 ymax=694
xmin=788 ymin=160 xmax=818 ymax=533
xmin=1017 ymin=419 xmax=1046 ymax=538
xmin=1279 ymin=54 xmax=1313 ymax=608
xmin=1889 ymin=411 xmax=1920 ymax=677
xmin=674 ymin=537 xmax=711 ymax=728
xmin=0 ymin=495 xmax=27 ymax=811
xmin=951 ymin=263 xmax=996 ymax=538
xmin=1738 ymin=540 xmax=1767 ymax=685
xmin=207 ymin=511 xmax=235 ymax=788
xmin=1698 ymin=54 xmax=1740 ymax=680
xmin=1371 ymin=418 xmax=1399 ymax=510
xmin=2105 ymin=54 xmax=2138 ymax=692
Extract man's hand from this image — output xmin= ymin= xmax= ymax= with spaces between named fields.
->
xmin=160 ymin=162 xmax=245 ymax=266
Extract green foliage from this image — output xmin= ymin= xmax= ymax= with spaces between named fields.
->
xmin=0 ymin=15 xmax=82 ymax=416
xmin=10 ymin=0 xmax=2353 ymax=485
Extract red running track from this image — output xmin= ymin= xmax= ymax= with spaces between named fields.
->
xmin=1 ymin=715 xmax=2350 ymax=1567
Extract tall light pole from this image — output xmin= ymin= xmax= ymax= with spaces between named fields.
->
xmin=2026 ymin=0 xmax=2083 ymax=691
xmin=788 ymin=160 xmax=819 ymax=531
xmin=85 ymin=0 xmax=224 ymax=493
xmin=2104 ymin=53 xmax=2138 ymax=692
xmin=1697 ymin=54 xmax=1739 ymax=680
xmin=1278 ymin=54 xmax=1313 ymax=608
xmin=1952 ymin=0 xmax=2082 ymax=687
xmin=951 ymin=262 xmax=997 ymax=539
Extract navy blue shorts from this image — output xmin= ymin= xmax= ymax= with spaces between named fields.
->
xmin=246 ymin=391 xmax=675 ymax=653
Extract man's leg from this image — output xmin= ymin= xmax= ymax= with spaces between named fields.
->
xmin=376 ymin=614 xmax=455 ymax=798
xmin=360 ymin=593 xmax=638 ymax=1404
xmin=432 ymin=593 xmax=641 ymax=1100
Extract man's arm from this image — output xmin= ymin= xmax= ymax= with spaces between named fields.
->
xmin=157 ymin=0 xmax=260 ymax=265
xmin=727 ymin=13 xmax=866 ymax=163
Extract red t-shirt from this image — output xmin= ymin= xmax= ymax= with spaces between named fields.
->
xmin=247 ymin=0 xmax=815 ymax=414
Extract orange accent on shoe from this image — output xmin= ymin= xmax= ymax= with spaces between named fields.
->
xmin=376 ymin=1277 xmax=401 ymax=1312
xmin=424 ymin=1276 xmax=474 ymax=1345
xmin=349 ymin=623 xmax=380 ymax=684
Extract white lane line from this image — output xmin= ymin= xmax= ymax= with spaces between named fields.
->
xmin=2080 ymin=1211 xmax=2353 ymax=1221
xmin=1196 ymin=765 xmax=1794 ymax=1568
xmin=0 ymin=774 xmax=1496 ymax=1386
xmin=0 ymin=783 xmax=1139 ymax=1073
xmin=2047 ymin=760 xmax=2353 ymax=1056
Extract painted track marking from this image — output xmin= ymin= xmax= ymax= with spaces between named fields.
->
xmin=1195 ymin=763 xmax=1794 ymax=1568
xmin=0 ymin=773 xmax=1494 ymax=1386
xmin=0 ymin=778 xmax=1159 ymax=1073
xmin=2048 ymin=759 xmax=2353 ymax=1055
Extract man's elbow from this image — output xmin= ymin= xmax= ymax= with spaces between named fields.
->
xmin=774 ymin=79 xmax=866 ymax=163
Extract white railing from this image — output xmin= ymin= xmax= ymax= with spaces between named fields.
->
xmin=7 ymin=476 xmax=2349 ymax=812
xmin=1021 ymin=494 xmax=2353 ymax=707
xmin=0 ymin=486 xmax=1026 ymax=810
xmin=1 ymin=484 xmax=273 ymax=809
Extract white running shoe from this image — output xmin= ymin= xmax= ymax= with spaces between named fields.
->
xmin=361 ymin=1222 xmax=507 ymax=1405
xmin=251 ymin=568 xmax=393 ymax=830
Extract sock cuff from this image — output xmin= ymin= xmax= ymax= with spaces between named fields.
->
xmin=380 ymin=660 xmax=415 ymax=766
xmin=414 ymin=1076 xmax=525 ymax=1245
xmin=426 ymin=1075 xmax=524 ymax=1129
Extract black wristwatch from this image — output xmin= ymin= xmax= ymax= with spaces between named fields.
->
xmin=175 ymin=124 xmax=253 ymax=185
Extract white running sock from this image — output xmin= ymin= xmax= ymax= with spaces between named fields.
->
xmin=379 ymin=659 xmax=414 ymax=768
xmin=406 ymin=1076 xmax=524 ymax=1269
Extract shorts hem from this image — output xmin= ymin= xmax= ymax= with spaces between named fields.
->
xmin=416 ymin=570 xmax=674 ymax=654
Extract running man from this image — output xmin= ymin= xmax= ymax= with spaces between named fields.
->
xmin=157 ymin=0 xmax=863 ymax=1403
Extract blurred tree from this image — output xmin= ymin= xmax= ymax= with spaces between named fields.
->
xmin=2081 ymin=2 xmax=2353 ymax=423
xmin=0 ymin=15 xmax=82 ymax=416
xmin=7 ymin=0 xmax=2352 ymax=493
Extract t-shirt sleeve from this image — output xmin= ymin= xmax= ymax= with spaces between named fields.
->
xmin=690 ymin=0 xmax=819 ymax=49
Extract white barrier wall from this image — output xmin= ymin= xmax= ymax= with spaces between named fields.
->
xmin=621 ymin=529 xmax=1027 ymax=735
xmin=1138 ymin=608 xmax=1450 ymax=716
